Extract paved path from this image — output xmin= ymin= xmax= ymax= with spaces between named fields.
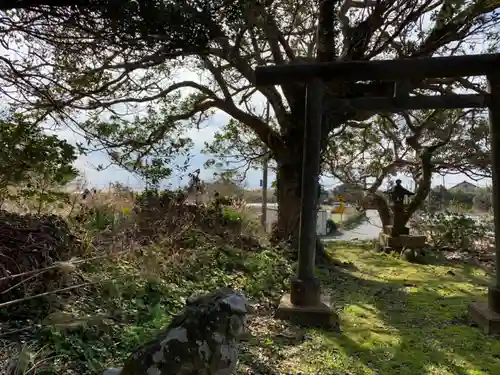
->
xmin=323 ymin=209 xmax=382 ymax=242
xmin=247 ymin=203 xmax=383 ymax=241
xmin=248 ymin=203 xmax=490 ymax=242
xmin=322 ymin=210 xmax=492 ymax=242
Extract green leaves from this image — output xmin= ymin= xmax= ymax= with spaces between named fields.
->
xmin=2 ymin=0 xmax=498 ymax=212
xmin=413 ymin=211 xmax=489 ymax=251
xmin=80 ymin=100 xmax=194 ymax=185
xmin=204 ymin=118 xmax=275 ymax=180
xmin=326 ymin=108 xmax=490 ymax=193
xmin=0 ymin=113 xmax=78 ymax=205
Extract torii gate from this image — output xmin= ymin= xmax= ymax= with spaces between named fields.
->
xmin=255 ymin=53 xmax=500 ymax=333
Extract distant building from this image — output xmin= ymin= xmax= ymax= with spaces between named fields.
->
xmin=448 ymin=181 xmax=478 ymax=194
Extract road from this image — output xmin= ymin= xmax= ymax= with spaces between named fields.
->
xmin=324 ymin=210 xmax=492 ymax=241
xmin=248 ymin=203 xmax=492 ymax=243
xmin=246 ymin=204 xmax=383 ymax=240
xmin=325 ymin=209 xmax=382 ymax=241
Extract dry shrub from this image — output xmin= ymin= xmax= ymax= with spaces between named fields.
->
xmin=0 ymin=210 xmax=87 ymax=310
xmin=0 ymin=188 xmax=137 ymax=320
xmin=0 ymin=187 xmax=294 ymax=375
xmin=129 ymin=190 xmax=264 ymax=253
xmin=0 ymin=187 xmax=266 ymax=321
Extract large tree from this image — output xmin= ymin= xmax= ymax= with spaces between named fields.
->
xmin=0 ymin=111 xmax=79 ymax=207
xmin=325 ymin=108 xmax=491 ymax=227
xmin=0 ymin=0 xmax=498 ymax=246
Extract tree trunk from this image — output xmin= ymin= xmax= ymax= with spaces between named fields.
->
xmin=359 ymin=190 xmax=393 ymax=229
xmin=402 ymin=150 xmax=434 ymax=224
xmin=272 ymin=159 xmax=302 ymax=244
xmin=403 ymin=180 xmax=432 ymax=224
xmin=371 ymin=183 xmax=431 ymax=233
xmin=371 ymin=192 xmax=393 ymax=228
xmin=271 ymin=158 xmax=328 ymax=263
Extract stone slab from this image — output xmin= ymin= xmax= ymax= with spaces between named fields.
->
xmin=468 ymin=301 xmax=500 ymax=334
xmin=275 ymin=293 xmax=339 ymax=331
xmin=379 ymin=233 xmax=426 ymax=249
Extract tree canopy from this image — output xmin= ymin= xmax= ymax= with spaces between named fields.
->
xmin=0 ymin=0 xmax=498 ymax=238
xmin=327 ymin=108 xmax=491 ymax=187
xmin=0 ymin=112 xmax=78 ymax=205
xmin=325 ymin=107 xmax=491 ymax=225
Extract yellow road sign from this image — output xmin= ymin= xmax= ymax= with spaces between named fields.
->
xmin=331 ymin=203 xmax=345 ymax=214
xmin=336 ymin=205 xmax=345 ymax=214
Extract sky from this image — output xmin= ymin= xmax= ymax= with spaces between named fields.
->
xmin=55 ymin=29 xmax=493 ymax=192
xmin=61 ymin=111 xmax=273 ymax=190
xmin=46 ymin=59 xmax=492 ymax=192
xmin=63 ymin=109 xmax=492 ymax=192
xmin=4 ymin=9 xmax=493 ymax=193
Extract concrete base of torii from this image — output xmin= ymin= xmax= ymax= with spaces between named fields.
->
xmin=468 ymin=286 xmax=500 ymax=334
xmin=275 ymin=276 xmax=340 ymax=331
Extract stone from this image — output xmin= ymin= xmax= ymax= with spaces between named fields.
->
xmin=290 ymin=276 xmax=321 ymax=306
xmin=378 ymin=232 xmax=426 ymax=250
xmin=468 ymin=301 xmax=500 ymax=334
xmin=275 ymin=293 xmax=340 ymax=331
xmin=394 ymin=226 xmax=410 ymax=236
xmin=488 ymin=285 xmax=500 ymax=313
xmin=103 ymin=369 xmax=122 ymax=375
xmin=469 ymin=286 xmax=500 ymax=334
xmin=382 ymin=246 xmax=393 ymax=254
xmin=400 ymin=248 xmax=426 ymax=263
xmin=400 ymin=248 xmax=417 ymax=262
xmin=103 ymin=288 xmax=251 ymax=375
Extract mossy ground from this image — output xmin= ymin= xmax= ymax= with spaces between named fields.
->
xmin=3 ymin=234 xmax=499 ymax=375
xmin=244 ymin=243 xmax=499 ymax=375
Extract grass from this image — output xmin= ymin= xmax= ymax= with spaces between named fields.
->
xmin=1 ymin=234 xmax=293 ymax=374
xmin=2 ymin=189 xmax=498 ymax=375
xmin=242 ymin=243 xmax=499 ymax=375
xmin=0 ymin=192 xmax=292 ymax=375
xmin=16 ymin=243 xmax=498 ymax=375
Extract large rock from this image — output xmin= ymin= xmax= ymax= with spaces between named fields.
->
xmin=103 ymin=288 xmax=251 ymax=375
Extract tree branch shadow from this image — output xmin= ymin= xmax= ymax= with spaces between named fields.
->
xmin=316 ymin=261 xmax=499 ymax=374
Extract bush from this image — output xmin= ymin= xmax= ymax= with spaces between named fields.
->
xmin=473 ymin=192 xmax=492 ymax=212
xmin=0 ymin=113 xmax=79 ymax=210
xmin=412 ymin=211 xmax=490 ymax=252
xmin=0 ymin=185 xmax=292 ymax=374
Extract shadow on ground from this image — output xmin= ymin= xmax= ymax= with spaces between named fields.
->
xmin=319 ymin=245 xmax=498 ymax=374
xmin=242 ymin=244 xmax=500 ymax=375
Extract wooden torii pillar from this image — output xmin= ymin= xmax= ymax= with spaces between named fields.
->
xmin=255 ymin=53 xmax=500 ymax=333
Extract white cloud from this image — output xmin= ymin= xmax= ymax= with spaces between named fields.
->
xmin=4 ymin=19 xmax=492 ymax=192
xmin=185 ymin=111 xmax=229 ymax=151
xmin=74 ymin=154 xmax=146 ymax=189
xmin=53 ymin=107 xmax=491 ymax=190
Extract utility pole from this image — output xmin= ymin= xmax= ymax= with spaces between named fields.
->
xmin=261 ymin=101 xmax=270 ymax=229
xmin=427 ymin=178 xmax=431 ymax=209
xmin=442 ymin=175 xmax=445 ymax=211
